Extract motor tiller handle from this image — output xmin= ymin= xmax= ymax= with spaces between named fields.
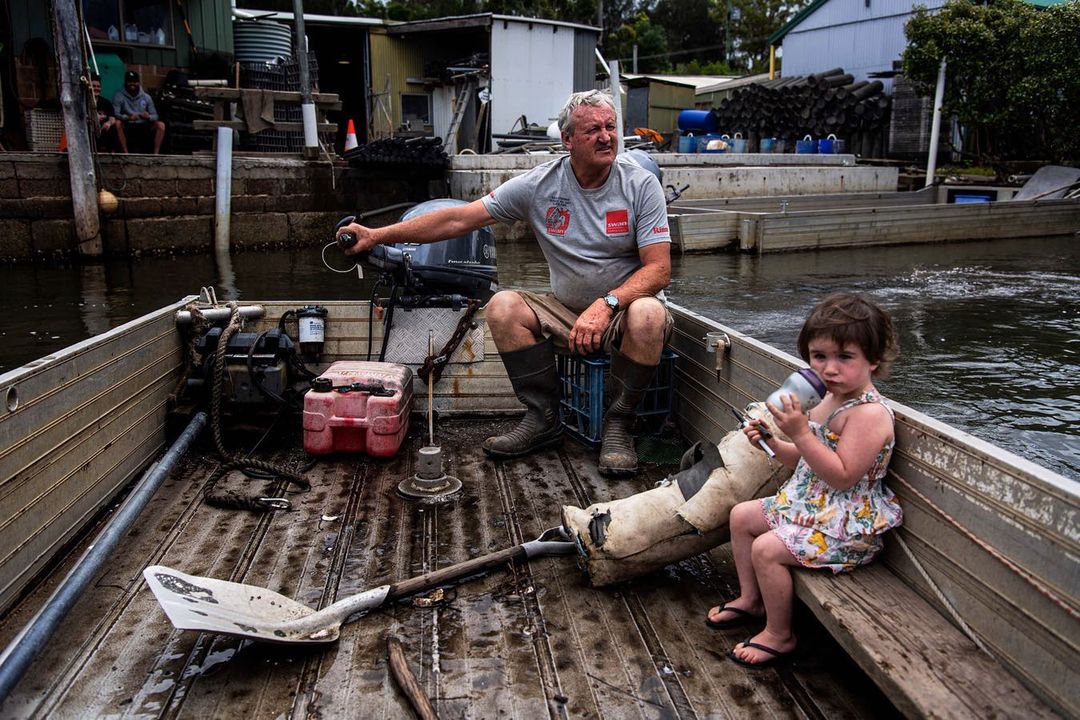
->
xmin=335 ymin=215 xmax=359 ymax=249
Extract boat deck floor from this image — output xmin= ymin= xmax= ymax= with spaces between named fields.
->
xmin=1 ymin=418 xmax=898 ymax=719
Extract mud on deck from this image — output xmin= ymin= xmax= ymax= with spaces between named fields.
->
xmin=1 ymin=418 xmax=897 ymax=719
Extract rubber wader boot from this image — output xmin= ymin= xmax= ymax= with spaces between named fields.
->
xmin=598 ymin=348 xmax=658 ymax=477
xmin=482 ymin=338 xmax=563 ymax=458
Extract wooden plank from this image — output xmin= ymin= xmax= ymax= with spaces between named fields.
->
xmin=794 ymin=565 xmax=1058 ymax=720
xmin=192 ymin=87 xmax=341 ymax=104
xmin=192 ymin=120 xmax=337 ymax=132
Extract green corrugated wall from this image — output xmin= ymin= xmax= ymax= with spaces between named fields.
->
xmin=8 ymin=0 xmax=233 ymax=69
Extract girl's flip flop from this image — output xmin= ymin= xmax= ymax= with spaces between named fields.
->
xmin=728 ymin=638 xmax=796 ymax=669
xmin=704 ymin=604 xmax=763 ymax=630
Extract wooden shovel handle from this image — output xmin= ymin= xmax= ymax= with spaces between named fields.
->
xmin=387 ymin=545 xmax=526 ymax=600
xmin=387 ymin=636 xmax=439 ymax=720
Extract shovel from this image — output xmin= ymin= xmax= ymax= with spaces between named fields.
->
xmin=143 ymin=526 xmax=577 ymax=644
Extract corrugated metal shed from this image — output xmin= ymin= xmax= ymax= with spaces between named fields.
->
xmin=490 ymin=17 xmax=596 ymax=138
xmin=367 ymin=28 xmax=434 ymax=137
xmin=370 ymin=14 xmax=597 ymax=149
xmin=623 ymin=76 xmax=695 ymax=134
xmin=771 ymin=0 xmax=947 ymax=90
xmin=769 ymin=0 xmax=1069 ymax=90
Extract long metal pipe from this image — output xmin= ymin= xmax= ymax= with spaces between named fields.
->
xmin=609 ymin=59 xmax=623 ymax=155
xmin=0 ymin=412 xmax=208 ymax=705
xmin=214 ymin=126 xmax=233 ymax=253
xmin=292 ymin=0 xmax=318 ymax=151
xmin=925 ymin=58 xmax=947 ymax=188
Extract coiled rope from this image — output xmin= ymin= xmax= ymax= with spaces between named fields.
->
xmin=202 ymin=303 xmax=310 ymax=512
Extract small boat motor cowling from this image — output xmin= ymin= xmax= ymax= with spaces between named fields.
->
xmin=339 ymin=199 xmax=498 ymax=303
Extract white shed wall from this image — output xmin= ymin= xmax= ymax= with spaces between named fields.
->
xmin=490 ymin=19 xmax=577 ymax=137
xmin=780 ymin=0 xmax=946 ymax=91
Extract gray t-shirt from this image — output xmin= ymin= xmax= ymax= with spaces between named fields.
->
xmin=481 ymin=154 xmax=671 ymax=312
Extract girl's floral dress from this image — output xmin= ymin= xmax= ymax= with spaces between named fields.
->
xmin=760 ymin=390 xmax=903 ymax=573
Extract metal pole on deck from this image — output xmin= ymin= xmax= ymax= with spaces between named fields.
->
xmin=0 ymin=413 xmax=208 ymax=707
xmin=292 ymin=0 xmax=319 ymax=159
xmin=925 ymin=58 xmax=947 ymax=188
xmin=51 ymin=0 xmax=101 ymax=257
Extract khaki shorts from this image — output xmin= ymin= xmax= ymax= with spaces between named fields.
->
xmin=516 ymin=290 xmax=673 ymax=354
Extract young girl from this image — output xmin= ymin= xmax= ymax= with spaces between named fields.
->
xmin=706 ymin=292 xmax=903 ymax=668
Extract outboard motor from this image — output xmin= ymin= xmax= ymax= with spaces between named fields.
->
xmin=624 ymin=148 xmax=687 ymax=205
xmin=624 ymin=148 xmax=661 ymax=183
xmin=335 ymin=199 xmax=498 ymax=377
xmin=348 ymin=199 xmax=498 ymax=303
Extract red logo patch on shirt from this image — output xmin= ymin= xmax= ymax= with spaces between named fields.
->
xmin=606 ymin=209 xmax=629 ymax=235
xmin=546 ymin=207 xmax=570 ymax=236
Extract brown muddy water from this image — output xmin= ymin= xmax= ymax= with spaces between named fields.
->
xmin=1 ymin=234 xmax=1077 ymax=479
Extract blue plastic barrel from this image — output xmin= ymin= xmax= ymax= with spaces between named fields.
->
xmin=817 ymin=133 xmax=837 ymax=154
xmin=677 ymin=109 xmax=717 ymax=133
xmin=795 ymin=135 xmax=816 ymax=154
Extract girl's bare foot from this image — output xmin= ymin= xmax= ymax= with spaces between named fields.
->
xmin=730 ymin=628 xmax=797 ymax=667
xmin=705 ymin=597 xmax=764 ymax=628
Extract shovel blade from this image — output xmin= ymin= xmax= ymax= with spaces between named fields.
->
xmin=143 ymin=565 xmax=340 ymax=644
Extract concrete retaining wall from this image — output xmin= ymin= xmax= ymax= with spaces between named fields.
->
xmin=0 ymin=154 xmax=431 ymax=261
xmin=449 ymin=152 xmax=899 ymax=241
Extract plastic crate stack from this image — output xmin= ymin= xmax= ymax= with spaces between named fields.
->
xmin=556 ymin=349 xmax=677 ymax=447
xmin=24 ymin=109 xmax=63 ymax=151
xmin=238 ymin=53 xmax=326 ymax=152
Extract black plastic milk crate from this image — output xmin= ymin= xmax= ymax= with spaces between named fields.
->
xmin=557 ymin=349 xmax=677 ymax=447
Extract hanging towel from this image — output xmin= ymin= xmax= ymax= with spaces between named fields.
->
xmin=240 ymin=89 xmax=276 ymax=133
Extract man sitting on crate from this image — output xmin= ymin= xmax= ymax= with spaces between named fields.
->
xmin=112 ymin=70 xmax=166 ymax=154
xmin=337 ymin=90 xmax=671 ymax=476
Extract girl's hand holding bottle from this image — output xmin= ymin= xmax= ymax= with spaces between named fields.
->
xmin=765 ymin=393 xmax=813 ymax=443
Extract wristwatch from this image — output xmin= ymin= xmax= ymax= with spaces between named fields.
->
xmin=602 ymin=294 xmax=620 ymax=313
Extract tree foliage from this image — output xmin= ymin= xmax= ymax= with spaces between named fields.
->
xmin=903 ymin=0 xmax=1080 ymax=162
xmin=730 ymin=0 xmax=793 ymax=73
xmin=605 ymin=12 xmax=670 ymax=73
xmin=650 ymin=0 xmax=724 ymax=67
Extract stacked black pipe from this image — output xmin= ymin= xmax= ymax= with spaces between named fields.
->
xmin=710 ymin=68 xmax=891 ymax=157
xmin=344 ymin=136 xmax=449 ymax=168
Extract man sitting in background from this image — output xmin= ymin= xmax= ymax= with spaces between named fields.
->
xmin=90 ymin=73 xmax=127 ymax=153
xmin=112 ymin=70 xmax=165 ymax=153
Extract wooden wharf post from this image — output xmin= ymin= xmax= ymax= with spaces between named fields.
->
xmin=52 ymin=0 xmax=101 ymax=256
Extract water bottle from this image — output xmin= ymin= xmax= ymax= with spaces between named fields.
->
xmin=767 ymin=368 xmax=827 ymax=412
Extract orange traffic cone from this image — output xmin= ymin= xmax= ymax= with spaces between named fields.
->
xmin=344 ymin=119 xmax=358 ymax=152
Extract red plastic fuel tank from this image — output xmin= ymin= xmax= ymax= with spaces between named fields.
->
xmin=303 ymin=361 xmax=414 ymax=456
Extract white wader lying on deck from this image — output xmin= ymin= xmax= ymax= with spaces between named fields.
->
xmin=561 ymin=403 xmax=794 ymax=586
